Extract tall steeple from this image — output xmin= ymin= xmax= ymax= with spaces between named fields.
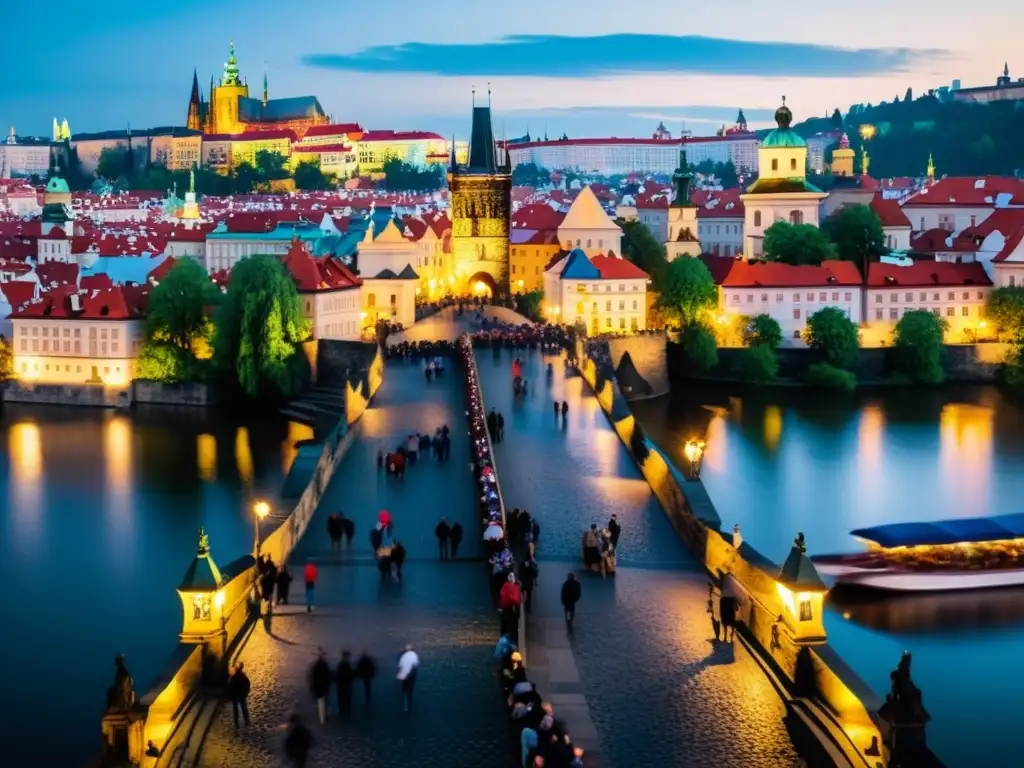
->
xmin=223 ymin=41 xmax=241 ymax=87
xmin=467 ymin=96 xmax=499 ymax=174
xmin=671 ymin=144 xmax=694 ymax=206
xmin=206 ymin=75 xmax=217 ymax=133
xmin=262 ymin=64 xmax=269 ymax=107
xmin=187 ymin=68 xmax=202 ymax=131
xmin=926 ymin=153 xmax=936 ymax=183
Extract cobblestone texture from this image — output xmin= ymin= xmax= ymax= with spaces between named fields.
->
xmin=199 ymin=363 xmax=516 ymax=767
xmin=479 ymin=347 xmax=801 ymax=768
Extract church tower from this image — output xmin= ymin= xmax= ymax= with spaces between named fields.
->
xmin=210 ymin=41 xmax=249 ymax=135
xmin=187 ymin=69 xmax=202 ymax=131
xmin=447 ymin=92 xmax=512 ymax=297
xmin=926 ymin=153 xmax=936 ymax=185
xmin=831 ymin=133 xmax=855 ymax=177
xmin=666 ymin=145 xmax=701 ymax=261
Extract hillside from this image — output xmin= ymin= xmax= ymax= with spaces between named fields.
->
xmin=761 ymin=96 xmax=1024 ymax=178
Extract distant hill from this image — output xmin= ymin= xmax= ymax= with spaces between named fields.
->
xmin=759 ymin=96 xmax=1024 ymax=179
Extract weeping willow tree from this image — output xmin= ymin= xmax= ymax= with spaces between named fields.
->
xmin=213 ymin=254 xmax=311 ymax=399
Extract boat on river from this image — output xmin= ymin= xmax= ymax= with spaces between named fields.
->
xmin=813 ymin=513 xmax=1024 ymax=592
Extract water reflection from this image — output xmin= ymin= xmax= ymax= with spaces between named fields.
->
xmin=197 ymin=434 xmax=217 ymax=481
xmin=857 ymin=404 xmax=884 ymax=470
xmin=939 ymin=404 xmax=993 ymax=514
xmin=830 ymin=585 xmax=1024 ymax=634
xmin=282 ymin=421 xmax=314 ymax=474
xmin=235 ymin=427 xmax=253 ymax=485
xmin=763 ymin=405 xmax=782 ymax=452
xmin=8 ymin=421 xmax=43 ymax=544
xmin=103 ymin=415 xmax=133 ymax=537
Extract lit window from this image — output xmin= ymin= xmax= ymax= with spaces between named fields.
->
xmin=946 ymin=307 xmax=954 ymax=317
xmin=962 ymin=306 xmax=969 ymax=316
xmin=793 ymin=308 xmax=801 ymax=319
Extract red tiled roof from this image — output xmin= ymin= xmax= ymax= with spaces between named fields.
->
xmin=302 ymin=123 xmax=364 ymax=139
xmin=282 ymin=240 xmax=361 ymax=292
xmin=634 ymin=192 xmax=669 ymax=210
xmin=903 ymin=176 xmax=1024 ymax=207
xmin=224 ymin=213 xmax=275 ymax=234
xmin=522 ymin=230 xmax=560 ymax=246
xmin=910 ymin=228 xmax=981 ymax=254
xmin=695 ymin=189 xmax=745 ymax=218
xmin=292 ymin=144 xmax=352 ymax=154
xmin=41 ymin=226 xmax=66 ymax=239
xmin=80 ymin=274 xmax=114 ymax=292
xmin=870 ymin=193 xmax=912 ymax=228
xmin=722 ymin=260 xmax=862 ymax=288
xmin=867 ymin=261 xmax=992 ymax=287
xmin=0 ymin=280 xmax=36 ymax=309
xmin=36 ymin=261 xmax=79 ymax=288
xmin=591 ymin=254 xmax=649 ymax=280
xmin=147 ymin=256 xmax=177 ymax=283
xmin=11 ymin=285 xmax=148 ymax=320
xmin=512 ymin=203 xmax=565 ymax=231
xmin=699 ymin=254 xmax=741 ymax=284
xmin=359 ymin=130 xmax=444 ymax=142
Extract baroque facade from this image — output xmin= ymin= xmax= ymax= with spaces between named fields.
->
xmin=447 ymin=102 xmax=512 ymax=296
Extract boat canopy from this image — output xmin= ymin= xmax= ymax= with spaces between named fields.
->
xmin=851 ymin=513 xmax=1024 ymax=549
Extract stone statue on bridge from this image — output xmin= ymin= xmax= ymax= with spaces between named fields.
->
xmin=105 ymin=654 xmax=136 ymax=713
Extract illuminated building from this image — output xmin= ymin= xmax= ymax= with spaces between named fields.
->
xmin=448 ymin=98 xmax=512 ymax=296
xmin=187 ymin=42 xmax=328 ymax=137
xmin=204 ymin=215 xmax=341 ymax=272
xmin=510 ymin=203 xmax=564 ymax=294
xmin=10 ymin=285 xmax=147 ymax=387
xmin=952 ymin=62 xmax=1024 ymax=103
xmin=557 ymin=185 xmax=622 ymax=256
xmin=71 ymin=127 xmax=203 ymax=173
xmin=509 ymin=136 xmax=681 ymax=176
xmin=355 ymin=217 xmax=422 ymax=326
xmin=282 ymin=240 xmax=364 ymax=340
xmin=740 ymin=98 xmax=827 ymax=258
xmin=830 ymin=133 xmax=855 ymax=177
xmin=665 ymin=146 xmax=701 ymax=261
xmin=542 ymin=248 xmax=649 ymax=334
xmin=355 ymin=130 xmax=448 ymax=176
xmin=0 ymin=126 xmax=51 ymax=179
xmin=52 ymin=118 xmax=71 ymax=142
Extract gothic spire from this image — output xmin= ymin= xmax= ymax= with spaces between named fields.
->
xmin=187 ymin=68 xmax=202 ymax=131
xmin=262 ymin=63 xmax=269 ymax=107
xmin=449 ymin=134 xmax=457 ymax=172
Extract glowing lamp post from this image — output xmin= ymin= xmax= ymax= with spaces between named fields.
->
xmin=177 ymin=529 xmax=227 ymax=642
xmin=683 ymin=438 xmax=706 ymax=480
xmin=775 ymin=532 xmax=828 ymax=644
xmin=253 ymin=501 xmax=270 ymax=557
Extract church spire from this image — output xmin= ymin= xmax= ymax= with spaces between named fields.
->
xmin=927 ymin=152 xmax=936 ymax=182
xmin=223 ymin=40 xmax=241 ymax=86
xmin=187 ymin=68 xmax=202 ymax=131
xmin=262 ymin=63 xmax=269 ymax=107
xmin=671 ymin=144 xmax=694 ymax=207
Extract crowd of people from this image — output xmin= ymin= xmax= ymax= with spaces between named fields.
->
xmin=469 ymin=322 xmax=572 ymax=351
xmin=383 ymin=338 xmax=455 ymax=361
xmin=459 ymin=334 xmax=586 ymax=768
xmin=581 ymin=520 xmax=618 ymax=577
xmin=378 ymin=424 xmax=452 ymax=479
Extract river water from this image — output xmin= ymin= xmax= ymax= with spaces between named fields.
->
xmin=0 ymin=404 xmax=311 ymax=766
xmin=632 ymin=384 xmax=1024 ymax=768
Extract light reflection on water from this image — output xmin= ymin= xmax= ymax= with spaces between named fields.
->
xmin=632 ymin=384 xmax=1024 ymax=768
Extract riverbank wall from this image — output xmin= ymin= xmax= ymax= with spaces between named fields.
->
xmin=99 ymin=347 xmax=384 ymax=768
xmin=574 ymin=338 xmax=927 ymax=768
xmin=670 ymin=341 xmax=1011 ymax=386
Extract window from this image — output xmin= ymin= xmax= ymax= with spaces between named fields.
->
xmin=618 ymin=285 xmax=625 ymax=292
xmin=19 ymin=339 xmax=26 ymax=352
xmin=31 ymin=327 xmax=37 ymax=337
xmin=875 ymin=294 xmax=882 ymax=303
xmin=754 ymin=211 xmax=762 ymax=227
xmin=101 ymin=342 xmax=107 ymax=355
xmin=918 ymin=292 xmax=926 ymax=302
xmin=390 ymin=294 xmax=397 ymax=306
xmin=962 ymin=291 xmax=969 ymax=300
xmin=63 ymin=341 xmax=69 ymax=352
xmin=74 ymin=341 xmax=80 ymax=353
xmin=790 ymin=210 xmax=803 ymax=225
xmin=933 ymin=308 xmax=941 ymax=316
xmin=948 ymin=292 xmax=955 ymax=300
xmin=761 ymin=293 xmax=768 ymax=302
xmin=31 ymin=339 xmax=38 ymax=352
xmin=89 ymin=328 xmax=97 ymax=339
xmin=890 ymin=293 xmax=898 ymax=303
xmin=793 ymin=293 xmax=800 ymax=302
xmin=731 ymin=294 xmax=740 ymax=305
xmin=946 ymin=307 xmax=955 ymax=317
xmin=906 ymin=292 xmax=914 ymax=302
xmin=977 ymin=291 xmax=984 ymax=300
xmin=771 ymin=159 xmax=779 ymax=171
xmin=807 ymin=293 xmax=814 ymax=302
xmin=592 ymin=302 xmax=597 ymax=312
xmin=793 ymin=308 xmax=801 ymax=319
xmin=367 ymin=293 xmax=376 ymax=307
xmin=42 ymin=327 xmax=48 ymax=337
xmin=632 ymin=300 xmax=638 ymax=310
xmin=618 ymin=301 xmax=624 ymax=310
xmin=746 ymin=294 xmax=753 ymax=304
xmin=970 ymin=215 xmax=977 ymax=227
xmin=819 ymin=292 xmax=827 ymax=302
xmin=790 ymin=158 xmax=797 ymax=171
xmin=19 ymin=327 xmax=25 ymax=336
xmin=776 ymin=293 xmax=783 ymax=302
xmin=101 ymin=328 xmax=108 ymax=340
xmin=587 ymin=239 xmax=592 ymax=248
xmin=631 ymin=317 xmax=638 ymax=330
xmin=42 ymin=340 xmax=49 ymax=352
xmin=832 ymin=292 xmax=839 ymax=301
xmin=619 ymin=318 xmax=625 ymax=329
xmin=605 ymin=301 xmax=611 ymax=312
xmin=845 ymin=292 xmax=852 ymax=302
xmin=933 ymin=293 xmax=940 ymax=301
xmin=605 ymin=317 xmax=611 ymax=328
xmin=875 ymin=309 xmax=883 ymax=320
xmin=962 ymin=306 xmax=969 ymax=316
xmin=112 ymin=343 xmax=118 ymax=353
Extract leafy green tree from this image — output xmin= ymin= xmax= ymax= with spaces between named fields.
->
xmin=821 ymin=204 xmax=887 ymax=268
xmin=515 ymin=290 xmax=544 ymax=321
xmin=254 ymin=149 xmax=290 ymax=182
xmin=831 ymin=108 xmax=843 ymax=129
xmin=213 ymin=254 xmax=311 ymax=400
xmin=621 ymin=220 xmax=669 ymax=289
xmin=97 ymin=147 xmax=130 ymax=181
xmin=233 ymin=162 xmax=259 ymax=193
xmin=743 ymin=343 xmax=778 ymax=383
xmin=893 ymin=309 xmax=946 ymax=385
xmin=512 ymin=162 xmax=550 ymax=187
xmin=742 ymin=313 xmax=782 ymax=349
xmin=655 ymin=256 xmax=717 ymax=327
xmin=382 ymin=156 xmax=444 ymax=191
xmin=136 ymin=342 xmax=198 ymax=383
xmin=763 ymin=221 xmax=838 ymax=265
xmin=804 ymin=306 xmax=859 ymax=369
xmin=293 ymin=160 xmax=334 ymax=191
xmin=146 ymin=258 xmax=221 ymax=354
xmin=679 ymin=322 xmax=719 ymax=373
xmin=0 ymin=335 xmax=12 ymax=380
xmin=805 ymin=362 xmax=857 ymax=392
xmin=985 ymin=286 xmax=1024 ymax=340
xmin=905 ymin=87 xmax=913 ymax=102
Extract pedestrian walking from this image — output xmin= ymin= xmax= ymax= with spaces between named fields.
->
xmin=284 ymin=714 xmax=313 ymax=768
xmin=228 ymin=663 xmax=251 ymax=727
xmin=391 ymin=540 xmax=406 ymax=582
xmin=355 ymin=651 xmax=376 ymax=705
xmin=607 ymin=514 xmax=621 ymax=550
xmin=309 ymin=650 xmax=333 ymax=725
xmin=561 ymin=400 xmax=569 ymax=418
xmin=720 ymin=593 xmax=738 ymax=643
xmin=396 ymin=644 xmax=420 ymax=714
xmin=262 ymin=595 xmax=274 ymax=634
xmin=304 ymin=561 xmax=318 ymax=613
xmin=260 ymin=564 xmax=276 ymax=609
xmin=450 ymin=521 xmax=464 ymax=560
xmin=519 ymin=555 xmax=538 ymax=615
xmin=336 ymin=651 xmax=355 ymax=721
xmin=560 ymin=573 xmax=581 ymax=631
xmin=276 ymin=565 xmax=293 ymax=605
xmin=435 ymin=517 xmax=451 ymax=561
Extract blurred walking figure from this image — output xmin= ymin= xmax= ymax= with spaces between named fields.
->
xmin=435 ymin=517 xmax=451 ymax=561
xmin=336 ymin=651 xmax=355 ymax=721
xmin=228 ymin=662 xmax=251 ymax=727
xmin=283 ymin=714 xmax=313 ymax=768
xmin=396 ymin=644 xmax=420 ymax=714
xmin=309 ymin=649 xmax=333 ymax=725
xmin=356 ymin=651 xmax=377 ymax=705
xmin=304 ymin=561 xmax=318 ymax=613
xmin=275 ymin=565 xmax=293 ymax=605
xmin=561 ymin=573 xmax=582 ymax=632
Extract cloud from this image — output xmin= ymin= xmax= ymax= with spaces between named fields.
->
xmin=304 ymin=34 xmax=947 ymax=79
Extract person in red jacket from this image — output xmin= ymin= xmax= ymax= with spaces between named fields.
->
xmin=304 ymin=561 xmax=318 ymax=613
xmin=498 ymin=573 xmax=522 ymax=636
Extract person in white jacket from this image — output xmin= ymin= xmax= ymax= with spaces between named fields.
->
xmin=396 ymin=644 xmax=420 ymax=714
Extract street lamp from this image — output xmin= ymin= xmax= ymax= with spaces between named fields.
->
xmin=683 ymin=438 xmax=706 ymax=479
xmin=253 ymin=500 xmax=270 ymax=556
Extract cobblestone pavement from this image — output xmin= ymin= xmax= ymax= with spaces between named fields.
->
xmin=291 ymin=360 xmax=481 ymax=562
xmin=478 ymin=347 xmax=801 ymax=768
xmin=198 ymin=564 xmax=517 ymax=768
xmin=199 ymin=363 xmax=517 ymax=767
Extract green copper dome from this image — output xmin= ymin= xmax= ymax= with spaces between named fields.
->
xmin=761 ymin=97 xmax=806 ymax=148
xmin=45 ymin=177 xmax=70 ymax=195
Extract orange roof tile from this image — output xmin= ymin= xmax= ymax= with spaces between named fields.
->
xmin=722 ymin=260 xmax=862 ymax=288
xmin=867 ymin=261 xmax=992 ymax=287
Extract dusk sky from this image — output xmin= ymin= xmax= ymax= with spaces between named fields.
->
xmin=1 ymin=0 xmax=1013 ymax=139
